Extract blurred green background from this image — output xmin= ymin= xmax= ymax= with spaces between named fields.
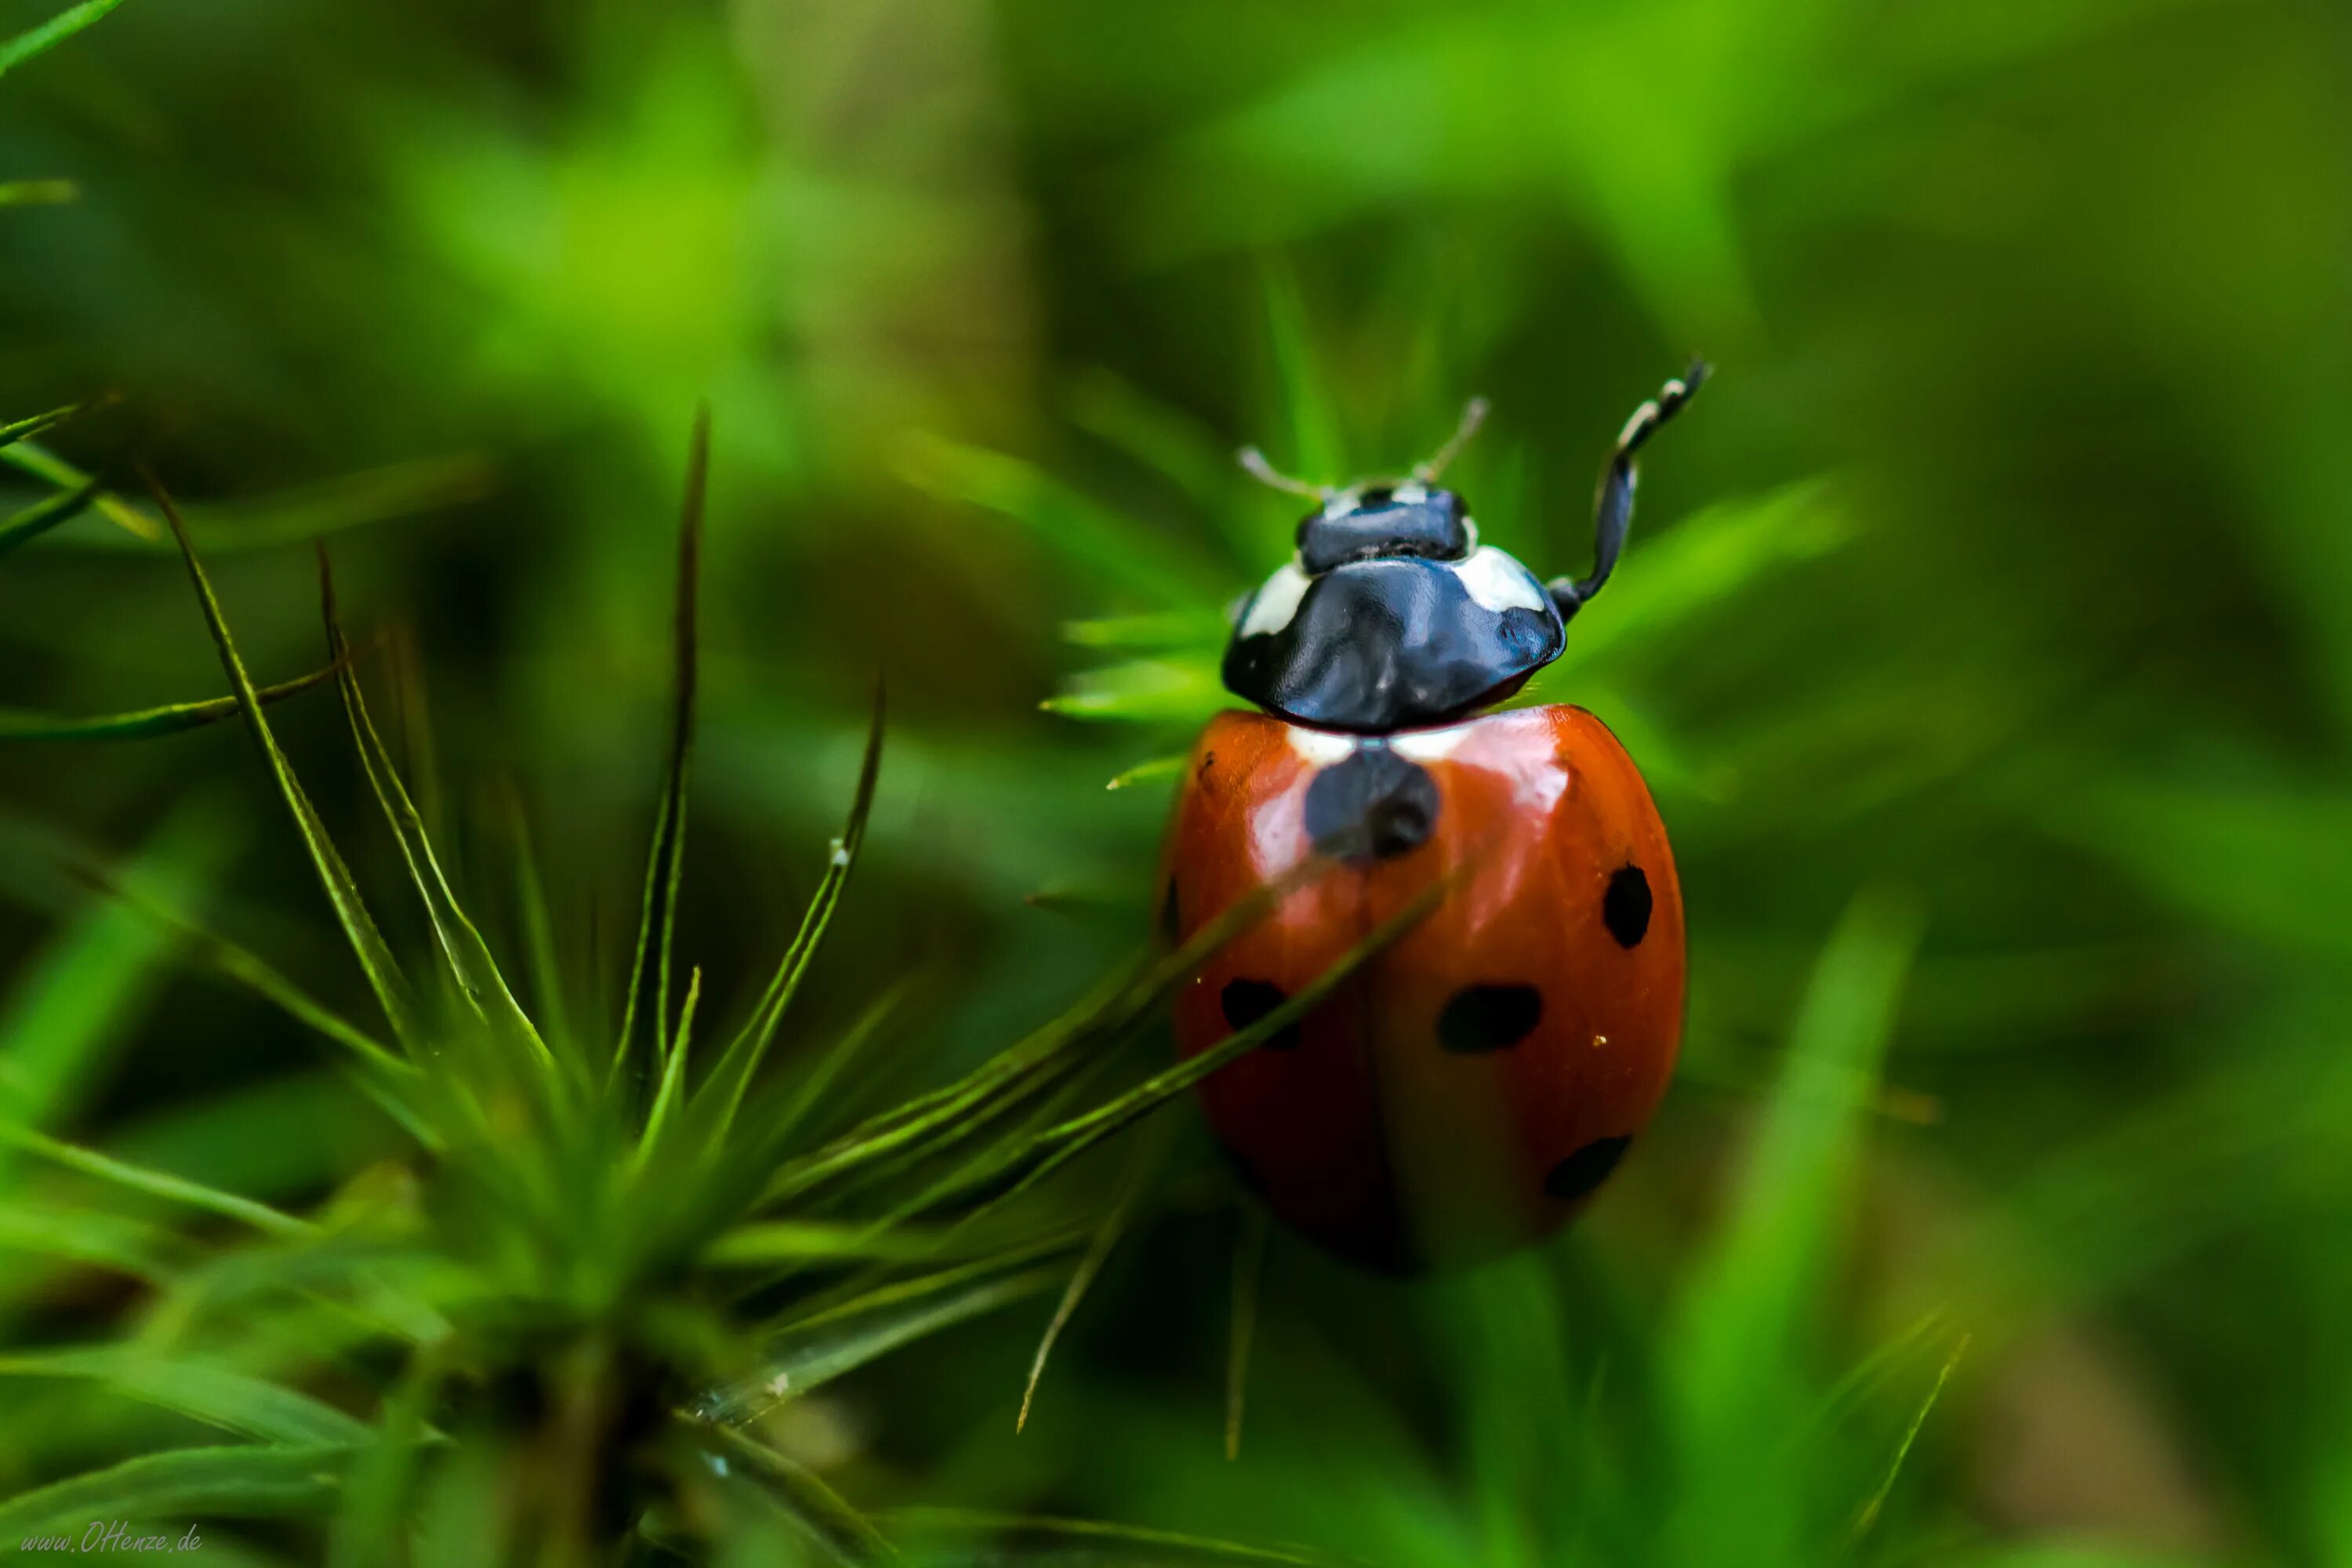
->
xmin=4 ymin=0 xmax=2351 ymax=1562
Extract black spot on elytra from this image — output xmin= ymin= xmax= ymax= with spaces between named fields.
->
xmin=1221 ymin=978 xmax=1302 ymax=1050
xmin=1303 ymin=744 xmax=1439 ymax=862
xmin=1602 ymin=865 xmax=1652 ymax=949
xmin=1198 ymin=749 xmax=1217 ymax=781
xmin=1438 ymin=984 xmax=1544 ymax=1052
xmin=1544 ymin=1136 xmax=1631 ymax=1202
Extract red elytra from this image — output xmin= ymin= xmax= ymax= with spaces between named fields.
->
xmin=1160 ymin=704 xmax=1685 ymax=1272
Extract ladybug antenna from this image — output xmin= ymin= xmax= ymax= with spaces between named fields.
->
xmin=1549 ymin=358 xmax=1709 ymax=624
xmin=1237 ymin=446 xmax=1334 ymax=503
xmin=1412 ymin=396 xmax=1490 ymax=485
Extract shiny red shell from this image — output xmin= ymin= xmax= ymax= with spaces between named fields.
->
xmin=1160 ymin=705 xmax=1685 ymax=1272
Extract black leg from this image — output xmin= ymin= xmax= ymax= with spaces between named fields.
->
xmin=1548 ymin=358 xmax=1708 ymax=621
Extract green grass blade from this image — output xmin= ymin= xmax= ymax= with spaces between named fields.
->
xmin=0 ymin=660 xmax=340 ymax=742
xmin=0 ymin=1348 xmax=370 ymax=1445
xmin=916 ymin=870 xmax=1453 ymax=1218
xmin=493 ymin=780 xmax=574 ymax=1055
xmin=1017 ymin=1126 xmax=1162 ymax=1433
xmin=0 ymin=1122 xmax=311 ymax=1237
xmin=764 ymin=861 xmax=1324 ymax=1207
xmin=0 ymin=1443 xmax=360 ymax=1537
xmin=2 ymin=441 xmax=159 ymax=539
xmin=151 ymin=474 xmax=419 ymax=1048
xmin=1662 ymin=886 xmax=1926 ymax=1566
xmin=0 ymin=398 xmax=96 ymax=450
xmin=693 ymin=1423 xmax=892 ymax=1566
xmin=617 ymin=408 xmax=707 ymax=1083
xmin=0 ymin=1202 xmax=177 ymax=1282
xmin=0 ymin=0 xmax=130 ymax=80
xmin=318 ymin=550 xmax=550 ymax=1074
xmin=698 ymin=681 xmax=885 ymax=1137
xmin=1852 ymin=1332 xmax=1970 ymax=1541
xmin=733 ymin=1257 xmax=1068 ymax=1412
xmin=0 ymin=479 xmax=99 ymax=557
xmin=1223 ymin=1205 xmax=1269 ymax=1461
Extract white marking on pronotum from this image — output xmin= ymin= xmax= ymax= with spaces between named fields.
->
xmin=1390 ymin=723 xmax=1473 ymax=763
xmin=1391 ymin=479 xmax=1429 ymax=504
xmin=1238 ymin=562 xmax=1312 ymax=637
xmin=1287 ymin=728 xmax=1356 ymax=766
xmin=1451 ymin=546 xmax=1549 ymax=614
xmin=1461 ymin=517 xmax=1479 ymax=550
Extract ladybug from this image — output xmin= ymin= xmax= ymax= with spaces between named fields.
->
xmin=1160 ymin=363 xmax=1708 ymax=1271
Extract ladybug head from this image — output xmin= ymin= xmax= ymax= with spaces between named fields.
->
xmin=1221 ymin=401 xmax=1565 ymax=735
xmin=1219 ymin=365 xmax=1708 ymax=737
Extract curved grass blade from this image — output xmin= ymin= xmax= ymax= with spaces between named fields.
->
xmin=0 ymin=660 xmax=340 ymax=742
xmin=617 ymin=408 xmax=707 ymax=1083
xmin=318 ymin=550 xmax=550 ymax=1075
xmin=1852 ymin=1332 xmax=1970 ymax=1541
xmin=0 ymin=1202 xmax=178 ymax=1282
xmin=5 ymin=441 xmax=159 ymax=539
xmin=698 ymin=680 xmax=885 ymax=1138
xmin=0 ymin=1348 xmax=369 ymax=1446
xmin=727 ymin=1255 xmax=1068 ymax=1416
xmin=151 ymin=472 xmax=419 ymax=1048
xmin=0 ymin=1443 xmax=360 ymax=1537
xmin=0 ymin=1123 xmax=310 ymax=1237
xmin=1017 ymin=1123 xmax=1163 ymax=1433
xmin=913 ymin=869 xmax=1455 ymax=1220
xmin=764 ymin=859 xmax=1326 ymax=1208
xmin=0 ymin=398 xmax=96 ymax=451
xmin=0 ymin=0 xmax=129 ymax=80
xmin=0 ymin=478 xmax=99 ymax=557
xmin=692 ymin=1423 xmax=891 ymax=1567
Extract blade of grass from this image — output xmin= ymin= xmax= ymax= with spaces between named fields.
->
xmin=696 ymin=680 xmax=885 ymax=1138
xmin=0 ymin=0 xmax=130 ymax=80
xmin=493 ymin=779 xmax=574 ymax=1054
xmin=0 ymin=1443 xmax=361 ymax=1537
xmin=0 ymin=398 xmax=97 ymax=451
xmin=1852 ymin=1333 xmax=1970 ymax=1541
xmin=151 ymin=472 xmax=419 ymax=1048
xmin=616 ymin=408 xmax=707 ymax=1083
xmin=763 ymin=858 xmax=1327 ymax=1207
xmin=1017 ymin=1123 xmax=1164 ymax=1433
xmin=318 ymin=550 xmax=550 ymax=1075
xmin=735 ymin=1257 xmax=1069 ymax=1410
xmin=692 ymin=1423 xmax=891 ymax=1566
xmin=0 ymin=478 xmax=99 ymax=557
xmin=914 ymin=869 xmax=1455 ymax=1219
xmin=5 ymin=441 xmax=159 ymax=539
xmin=0 ymin=1123 xmax=311 ymax=1238
xmin=0 ymin=1348 xmax=370 ymax=1446
xmin=0 ymin=659 xmax=341 ymax=742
